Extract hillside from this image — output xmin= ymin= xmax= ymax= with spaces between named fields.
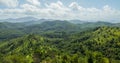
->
xmin=64 ymin=26 xmax=120 ymax=59
xmin=0 ymin=26 xmax=120 ymax=63
xmin=1 ymin=21 xmax=119 ymax=41
xmin=0 ymin=34 xmax=58 ymax=63
xmin=0 ymin=21 xmax=79 ymax=41
xmin=23 ymin=21 xmax=80 ymax=33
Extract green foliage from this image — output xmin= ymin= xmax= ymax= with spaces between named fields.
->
xmin=0 ymin=21 xmax=120 ymax=63
xmin=1 ymin=54 xmax=32 ymax=63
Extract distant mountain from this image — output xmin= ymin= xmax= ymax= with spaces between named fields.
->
xmin=0 ymin=22 xmax=25 ymax=41
xmin=23 ymin=21 xmax=80 ymax=33
xmin=0 ymin=21 xmax=79 ymax=41
xmin=20 ymin=19 xmax=54 ymax=26
xmin=68 ymin=20 xmax=87 ymax=24
xmin=0 ymin=22 xmax=25 ymax=29
xmin=0 ymin=20 xmax=119 ymax=41
xmin=77 ymin=21 xmax=114 ymax=29
xmin=0 ymin=16 xmax=119 ymax=25
xmin=0 ymin=17 xmax=39 ymax=23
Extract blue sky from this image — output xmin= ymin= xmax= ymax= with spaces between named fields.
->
xmin=40 ymin=0 xmax=120 ymax=9
xmin=0 ymin=0 xmax=120 ymax=22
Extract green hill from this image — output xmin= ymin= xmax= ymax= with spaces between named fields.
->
xmin=0 ymin=21 xmax=120 ymax=63
xmin=64 ymin=26 xmax=120 ymax=59
xmin=0 ymin=21 xmax=119 ymax=41
xmin=0 ymin=34 xmax=58 ymax=63
xmin=23 ymin=21 xmax=80 ymax=34
xmin=0 ymin=26 xmax=120 ymax=63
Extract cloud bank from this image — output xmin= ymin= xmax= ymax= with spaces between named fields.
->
xmin=0 ymin=0 xmax=18 ymax=7
xmin=0 ymin=0 xmax=120 ymax=22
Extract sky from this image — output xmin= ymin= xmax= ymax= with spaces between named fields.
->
xmin=0 ymin=0 xmax=120 ymax=22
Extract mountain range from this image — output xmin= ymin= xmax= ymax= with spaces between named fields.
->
xmin=0 ymin=18 xmax=120 ymax=63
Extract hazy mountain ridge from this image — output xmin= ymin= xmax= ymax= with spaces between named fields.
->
xmin=0 ymin=20 xmax=119 ymax=41
xmin=1 ymin=17 xmax=119 ymax=24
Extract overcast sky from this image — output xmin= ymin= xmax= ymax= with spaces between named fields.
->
xmin=0 ymin=0 xmax=120 ymax=22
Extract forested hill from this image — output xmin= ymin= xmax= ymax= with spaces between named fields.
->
xmin=23 ymin=21 xmax=80 ymax=33
xmin=0 ymin=26 xmax=120 ymax=63
xmin=0 ymin=34 xmax=59 ymax=63
xmin=65 ymin=26 xmax=120 ymax=59
xmin=0 ymin=21 xmax=119 ymax=41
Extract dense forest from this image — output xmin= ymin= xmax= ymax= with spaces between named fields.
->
xmin=0 ymin=21 xmax=120 ymax=63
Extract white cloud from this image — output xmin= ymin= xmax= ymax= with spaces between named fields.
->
xmin=0 ymin=0 xmax=18 ymax=7
xmin=27 ymin=0 xmax=40 ymax=6
xmin=45 ymin=1 xmax=70 ymax=18
xmin=103 ymin=5 xmax=112 ymax=11
xmin=69 ymin=2 xmax=81 ymax=10
xmin=68 ymin=2 xmax=120 ymax=22
xmin=21 ymin=4 xmax=38 ymax=11
xmin=0 ymin=1 xmax=120 ymax=22
xmin=45 ymin=1 xmax=70 ymax=13
xmin=45 ymin=1 xmax=64 ymax=9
